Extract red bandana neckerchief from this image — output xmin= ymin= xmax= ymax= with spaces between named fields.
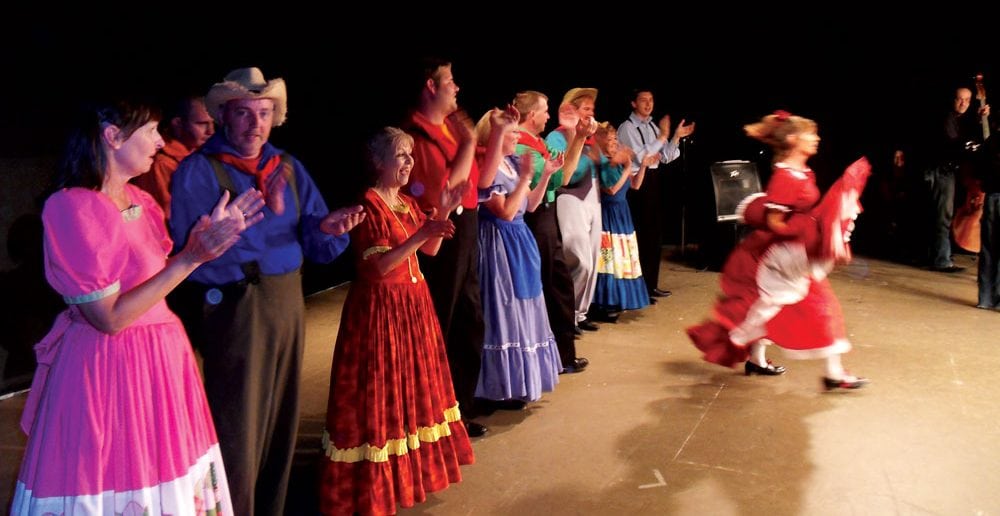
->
xmin=212 ymin=152 xmax=282 ymax=198
xmin=517 ymin=131 xmax=551 ymax=160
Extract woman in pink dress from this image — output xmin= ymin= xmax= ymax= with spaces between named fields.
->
xmin=11 ymin=99 xmax=264 ymax=514
xmin=687 ymin=111 xmax=870 ymax=390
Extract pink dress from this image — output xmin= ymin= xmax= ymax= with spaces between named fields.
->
xmin=11 ymin=186 xmax=232 ymax=515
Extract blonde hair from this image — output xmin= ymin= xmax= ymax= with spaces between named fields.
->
xmin=367 ymin=127 xmax=413 ymax=172
xmin=744 ymin=111 xmax=817 ymax=158
xmin=512 ymin=91 xmax=547 ymax=123
xmin=595 ymin=121 xmax=616 ymax=139
xmin=594 ymin=121 xmax=617 ymax=153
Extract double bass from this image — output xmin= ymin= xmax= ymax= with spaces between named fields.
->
xmin=952 ymin=73 xmax=989 ymax=253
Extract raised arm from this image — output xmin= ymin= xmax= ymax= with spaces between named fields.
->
xmin=485 ymin=161 xmax=533 ymax=222
xmin=560 ymin=117 xmax=596 ymax=185
xmin=477 ymin=105 xmax=520 ymax=189
xmin=80 ymin=190 xmax=263 ymax=334
xmin=445 ymin=110 xmax=477 ymax=191
xmin=526 ymin=153 xmax=563 ymax=212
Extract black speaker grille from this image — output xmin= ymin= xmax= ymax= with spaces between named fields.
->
xmin=709 ymin=161 xmax=762 ymax=221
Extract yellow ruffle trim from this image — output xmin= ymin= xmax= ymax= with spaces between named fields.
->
xmin=362 ymin=246 xmax=391 ymax=260
xmin=322 ymin=405 xmax=462 ymax=463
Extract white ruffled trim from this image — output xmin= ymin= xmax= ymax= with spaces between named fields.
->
xmin=763 ymin=202 xmax=792 ymax=213
xmin=735 ymin=192 xmax=767 ymax=223
xmin=773 ymin=162 xmax=811 ymax=179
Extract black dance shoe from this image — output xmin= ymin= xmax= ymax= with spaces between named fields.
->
xmin=744 ymin=360 xmax=786 ymax=376
xmin=822 ymin=375 xmax=869 ymax=391
xmin=650 ymin=288 xmax=672 ymax=298
xmin=465 ymin=421 xmax=489 ymax=437
xmin=578 ymin=319 xmax=599 ymax=331
xmin=488 ymin=399 xmax=527 ymax=411
xmin=560 ymin=357 xmax=589 ymax=374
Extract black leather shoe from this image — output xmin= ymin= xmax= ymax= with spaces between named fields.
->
xmin=648 ymin=297 xmax=658 ymax=304
xmin=590 ymin=311 xmax=620 ymax=323
xmin=490 ymin=399 xmax=527 ymax=411
xmin=822 ymin=375 xmax=869 ymax=391
xmin=650 ymin=288 xmax=672 ymax=298
xmin=578 ymin=319 xmax=599 ymax=331
xmin=561 ymin=357 xmax=589 ymax=374
xmin=745 ymin=360 xmax=786 ymax=376
xmin=931 ymin=265 xmax=965 ymax=273
xmin=465 ymin=421 xmax=488 ymax=437
xmin=573 ymin=325 xmax=583 ymax=335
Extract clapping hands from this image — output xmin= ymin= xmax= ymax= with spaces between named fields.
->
xmin=440 ymin=179 xmax=471 ymax=216
xmin=184 ymin=189 xmax=265 ymax=264
xmin=320 ymin=205 xmax=366 ymax=236
xmin=264 ymin=166 xmax=290 ymax=215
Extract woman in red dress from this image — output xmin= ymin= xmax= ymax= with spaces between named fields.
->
xmin=687 ymin=111 xmax=870 ymax=390
xmin=319 ymin=127 xmax=474 ymax=515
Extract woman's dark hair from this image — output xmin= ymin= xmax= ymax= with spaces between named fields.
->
xmin=52 ymin=99 xmax=160 ymax=191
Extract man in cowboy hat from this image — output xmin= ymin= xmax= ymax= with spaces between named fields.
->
xmin=546 ymin=87 xmax=606 ymax=332
xmin=168 ymin=66 xmax=365 ymax=515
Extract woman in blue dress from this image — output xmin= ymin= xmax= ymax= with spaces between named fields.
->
xmin=473 ymin=109 xmax=564 ymax=404
xmin=593 ymin=122 xmax=656 ymax=313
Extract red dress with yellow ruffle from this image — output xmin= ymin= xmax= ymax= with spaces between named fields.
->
xmin=319 ymin=189 xmax=473 ymax=516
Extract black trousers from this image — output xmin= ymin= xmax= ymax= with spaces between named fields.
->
xmin=175 ymin=271 xmax=304 ymax=516
xmin=421 ymin=208 xmax=485 ymax=418
xmin=524 ymin=202 xmax=578 ymax=364
xmin=628 ymin=170 xmax=665 ymax=292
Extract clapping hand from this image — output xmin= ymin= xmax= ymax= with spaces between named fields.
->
xmin=417 ymin=212 xmax=456 ymax=240
xmin=320 ymin=205 xmax=366 ymax=236
xmin=264 ymin=166 xmax=290 ymax=215
xmin=518 ymin=152 xmax=537 ymax=181
xmin=490 ymin=104 xmax=520 ymax=133
xmin=447 ymin=109 xmax=476 ymax=145
xmin=440 ymin=179 xmax=471 ymax=216
xmin=183 ymin=189 xmax=265 ymax=264
xmin=675 ymin=119 xmax=696 ymax=139
xmin=657 ymin=114 xmax=672 ymax=140
xmin=611 ymin=147 xmax=635 ymax=167
xmin=215 ymin=188 xmax=266 ymax=230
xmin=544 ymin=154 xmax=564 ymax=176
xmin=577 ymin=116 xmax=597 ymax=138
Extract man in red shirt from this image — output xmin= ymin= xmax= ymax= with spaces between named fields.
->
xmin=403 ymin=58 xmax=491 ymax=437
xmin=133 ymin=96 xmax=214 ymax=219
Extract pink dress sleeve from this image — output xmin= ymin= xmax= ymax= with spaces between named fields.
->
xmin=42 ymin=188 xmax=129 ymax=304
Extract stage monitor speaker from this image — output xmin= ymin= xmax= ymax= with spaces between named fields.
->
xmin=709 ymin=160 xmax=762 ymax=222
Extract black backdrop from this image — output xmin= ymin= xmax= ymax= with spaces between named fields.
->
xmin=0 ymin=12 xmax=995 ymax=392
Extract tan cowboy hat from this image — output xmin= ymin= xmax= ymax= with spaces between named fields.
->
xmin=561 ymin=87 xmax=598 ymax=107
xmin=205 ymin=67 xmax=287 ymax=126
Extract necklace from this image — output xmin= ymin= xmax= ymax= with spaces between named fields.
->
xmin=372 ymin=188 xmax=419 ymax=284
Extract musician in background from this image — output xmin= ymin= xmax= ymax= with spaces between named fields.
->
xmin=923 ymin=86 xmax=988 ymax=272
